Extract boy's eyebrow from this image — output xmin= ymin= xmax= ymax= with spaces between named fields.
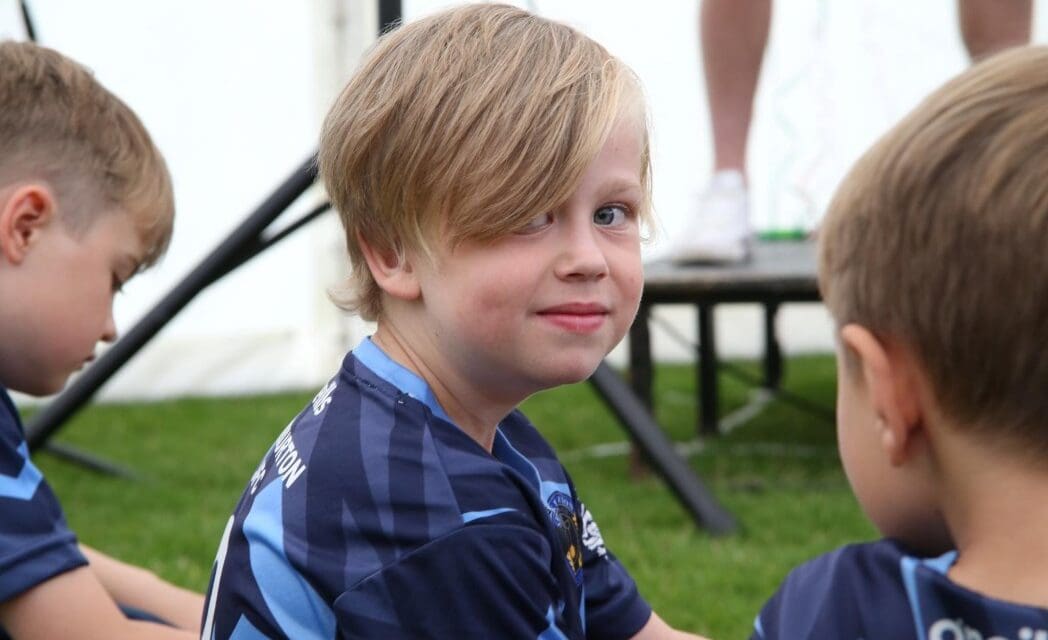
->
xmin=603 ymin=177 xmax=641 ymax=191
xmin=600 ymin=178 xmax=643 ymax=197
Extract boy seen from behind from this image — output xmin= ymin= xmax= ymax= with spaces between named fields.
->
xmin=0 ymin=41 xmax=203 ymax=639
xmin=201 ymin=4 xmax=706 ymax=639
xmin=754 ymin=45 xmax=1048 ymax=639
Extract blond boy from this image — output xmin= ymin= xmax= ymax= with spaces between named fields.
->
xmin=753 ymin=46 xmax=1048 ymax=639
xmin=201 ymin=4 xmax=704 ymax=639
xmin=0 ymin=41 xmax=203 ymax=638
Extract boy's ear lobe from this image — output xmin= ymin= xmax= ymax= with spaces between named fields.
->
xmin=840 ymin=323 xmax=924 ymax=466
xmin=357 ymin=232 xmax=421 ymax=301
xmin=0 ymin=184 xmax=56 ymax=264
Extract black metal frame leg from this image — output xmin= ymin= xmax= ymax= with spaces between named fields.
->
xmin=697 ymin=304 xmax=719 ymax=437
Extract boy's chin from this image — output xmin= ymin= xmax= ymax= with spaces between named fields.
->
xmin=536 ymin=362 xmax=603 ymax=389
xmin=15 ymin=373 xmax=72 ymax=398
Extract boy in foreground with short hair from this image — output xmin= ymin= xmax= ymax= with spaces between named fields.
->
xmin=753 ymin=45 xmax=1048 ymax=639
xmin=201 ymin=4 xmax=705 ymax=639
xmin=0 ymin=41 xmax=203 ymax=638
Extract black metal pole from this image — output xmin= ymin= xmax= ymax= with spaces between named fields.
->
xmin=26 ymin=155 xmax=318 ymax=451
xmin=20 ymin=0 xmax=37 ymax=41
xmin=588 ymin=363 xmax=737 ymax=535
xmin=697 ymin=303 xmax=719 ymax=437
xmin=378 ymin=0 xmax=402 ymax=33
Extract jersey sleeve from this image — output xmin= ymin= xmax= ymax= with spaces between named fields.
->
xmin=753 ymin=549 xmax=855 ymax=640
xmin=751 ymin=542 xmax=916 ymax=640
xmin=332 ymin=523 xmax=570 ymax=639
xmin=0 ymin=414 xmax=86 ymax=603
xmin=577 ymin=502 xmax=651 ymax=639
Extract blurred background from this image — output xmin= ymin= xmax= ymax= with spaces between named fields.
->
xmin=3 ymin=0 xmax=1046 ymax=401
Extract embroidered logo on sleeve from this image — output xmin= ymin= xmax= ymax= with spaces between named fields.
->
xmin=580 ymin=503 xmax=607 ymax=558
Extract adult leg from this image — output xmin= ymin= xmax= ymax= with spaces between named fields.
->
xmin=672 ymin=0 xmax=771 ymax=263
xmin=958 ymin=0 xmax=1032 ymax=61
xmin=701 ymin=0 xmax=772 ymax=174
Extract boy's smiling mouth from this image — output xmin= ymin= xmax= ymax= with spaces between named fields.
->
xmin=536 ymin=302 xmax=610 ymax=334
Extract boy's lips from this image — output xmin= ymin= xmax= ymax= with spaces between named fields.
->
xmin=536 ymin=302 xmax=610 ymax=333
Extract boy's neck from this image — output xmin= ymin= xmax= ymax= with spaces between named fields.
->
xmin=933 ymin=426 xmax=1048 ymax=608
xmin=370 ymin=324 xmax=510 ymax=452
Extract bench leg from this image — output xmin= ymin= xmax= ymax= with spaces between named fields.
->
xmin=763 ymin=301 xmax=783 ymax=390
xmin=628 ymin=303 xmax=654 ymax=477
xmin=697 ymin=303 xmax=719 ymax=437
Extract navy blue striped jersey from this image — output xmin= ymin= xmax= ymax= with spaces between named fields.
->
xmin=202 ymin=338 xmax=651 ymax=639
xmin=0 ymin=387 xmax=86 ymax=603
xmin=753 ymin=538 xmax=1048 ymax=640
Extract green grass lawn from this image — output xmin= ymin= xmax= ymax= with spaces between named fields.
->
xmin=32 ymin=355 xmax=875 ymax=639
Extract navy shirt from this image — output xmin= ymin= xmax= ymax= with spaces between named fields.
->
xmin=0 ymin=386 xmax=86 ymax=603
xmin=202 ymin=338 xmax=651 ymax=639
xmin=754 ymin=538 xmax=1048 ymax=639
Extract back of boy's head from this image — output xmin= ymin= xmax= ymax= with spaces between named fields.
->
xmin=820 ymin=45 xmax=1048 ymax=453
xmin=319 ymin=3 xmax=651 ymax=321
xmin=0 ymin=40 xmax=173 ymax=266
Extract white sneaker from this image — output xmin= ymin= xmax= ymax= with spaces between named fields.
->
xmin=669 ymin=170 xmax=752 ymax=264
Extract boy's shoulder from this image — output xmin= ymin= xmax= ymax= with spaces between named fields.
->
xmin=0 ymin=385 xmax=87 ymax=604
xmin=755 ymin=539 xmax=920 ymax=639
xmin=755 ymin=538 xmax=1048 ymax=640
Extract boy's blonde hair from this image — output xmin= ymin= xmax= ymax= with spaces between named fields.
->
xmin=319 ymin=3 xmax=651 ymax=321
xmin=820 ymin=46 xmax=1048 ymax=451
xmin=0 ymin=40 xmax=174 ymax=267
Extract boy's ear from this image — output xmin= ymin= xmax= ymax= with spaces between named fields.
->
xmin=0 ymin=184 xmax=56 ymax=264
xmin=840 ymin=323 xmax=925 ymax=466
xmin=357 ymin=232 xmax=421 ymax=301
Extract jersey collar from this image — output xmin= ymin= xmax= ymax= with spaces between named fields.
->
xmin=352 ymin=336 xmax=455 ymax=425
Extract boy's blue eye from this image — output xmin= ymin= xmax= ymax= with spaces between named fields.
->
xmin=593 ymin=205 xmax=629 ymax=227
xmin=517 ymin=211 xmax=555 ymax=234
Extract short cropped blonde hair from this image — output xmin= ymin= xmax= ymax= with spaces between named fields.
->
xmin=319 ymin=3 xmax=651 ymax=321
xmin=0 ymin=40 xmax=174 ymax=267
xmin=820 ymin=46 xmax=1048 ymax=451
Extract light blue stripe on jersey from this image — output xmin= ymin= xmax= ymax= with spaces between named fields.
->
xmin=244 ymin=481 xmax=336 ymax=638
xmin=580 ymin=589 xmax=587 ymax=634
xmin=229 ymin=614 xmax=270 ymax=640
xmin=494 ymin=429 xmax=571 ymax=501
xmin=461 ymin=507 xmax=517 ymax=523
xmin=901 ymin=549 xmax=961 ymax=640
xmin=924 ymin=551 xmax=957 ymax=575
xmin=901 ymin=556 xmax=928 ymax=640
xmin=539 ymin=604 xmax=570 ymax=640
xmin=0 ymin=442 xmax=43 ymax=500
xmin=353 ymin=337 xmax=454 ymax=425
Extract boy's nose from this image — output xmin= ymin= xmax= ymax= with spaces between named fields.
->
xmin=555 ymin=225 xmax=609 ymax=281
xmin=101 ymin=311 xmax=118 ymax=343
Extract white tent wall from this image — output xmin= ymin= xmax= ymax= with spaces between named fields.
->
xmin=2 ymin=1 xmax=1046 ymax=401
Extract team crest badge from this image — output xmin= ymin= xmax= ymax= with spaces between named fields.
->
xmin=547 ymin=491 xmax=584 ymax=585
